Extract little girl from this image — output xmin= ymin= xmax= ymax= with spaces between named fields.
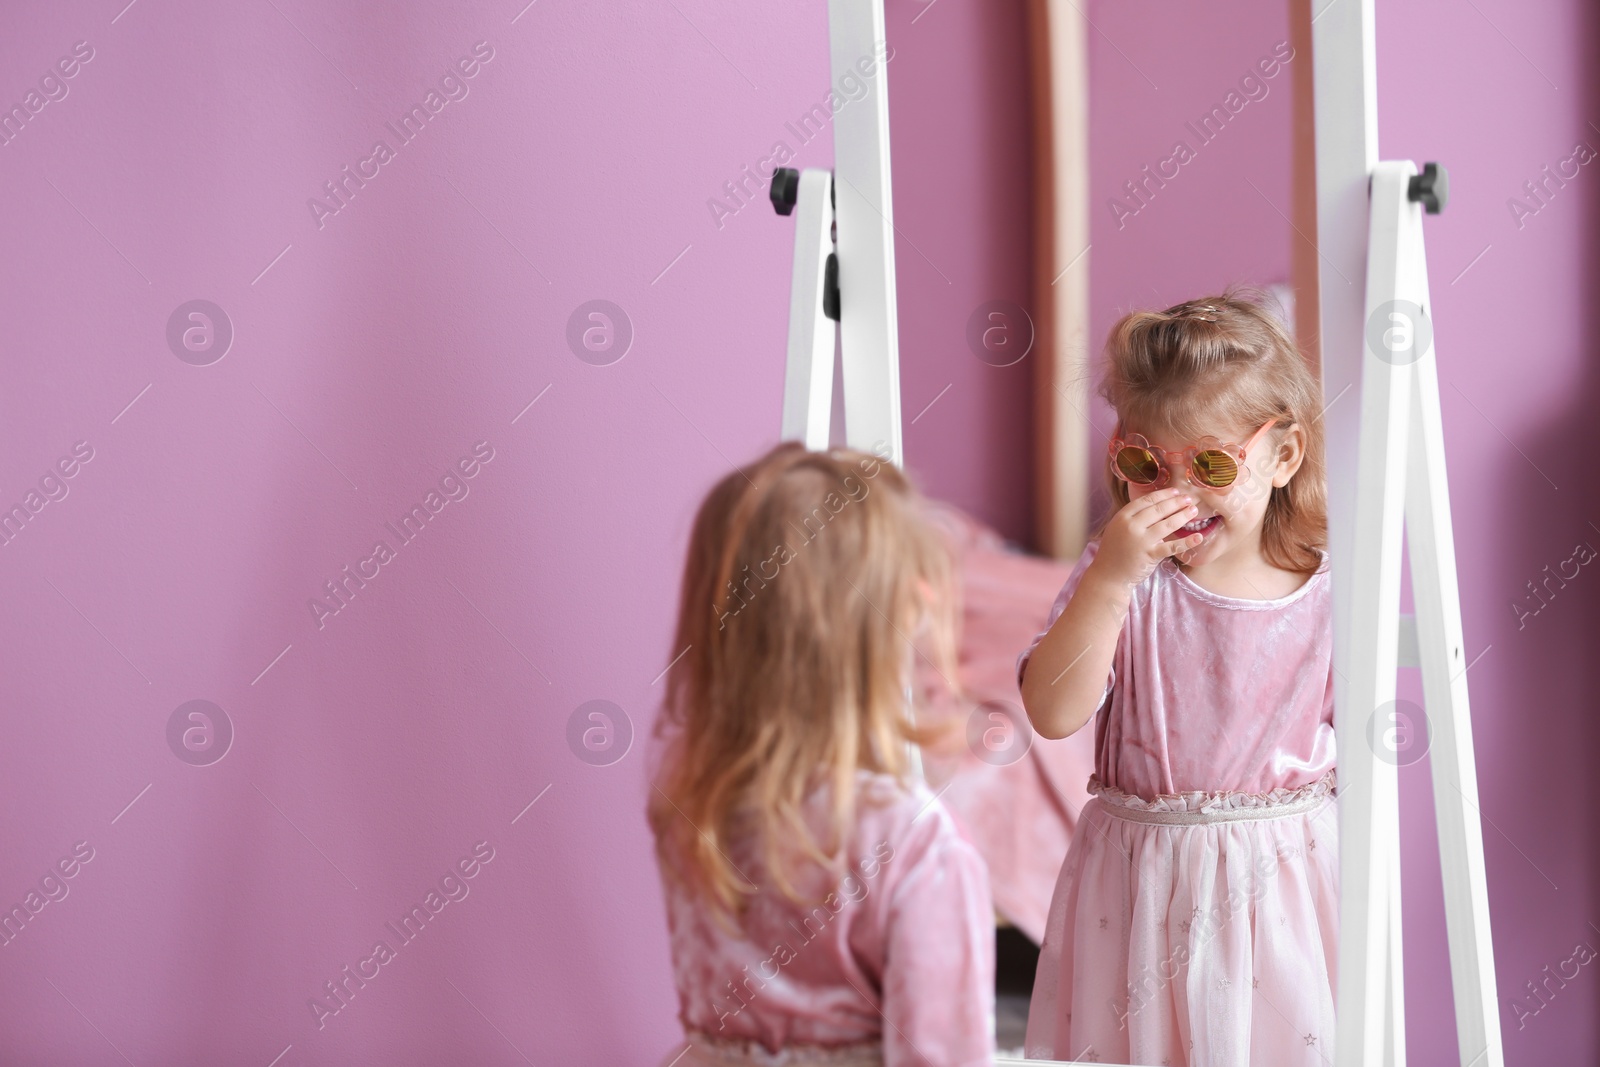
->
xmin=1018 ymin=289 xmax=1338 ymax=1066
xmin=648 ymin=442 xmax=996 ymax=1067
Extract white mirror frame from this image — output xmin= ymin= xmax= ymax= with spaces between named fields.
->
xmin=779 ymin=2 xmax=1503 ymax=1064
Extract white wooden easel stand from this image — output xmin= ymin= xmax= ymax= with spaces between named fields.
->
xmin=1328 ymin=160 xmax=1503 ymax=1067
xmin=771 ymin=3 xmax=1506 ymax=1065
xmin=1316 ymin=0 xmax=1503 ymax=1062
xmin=775 ymin=0 xmax=904 ymax=466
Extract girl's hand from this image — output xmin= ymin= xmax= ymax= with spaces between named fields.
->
xmin=1090 ymin=487 xmax=1204 ymax=589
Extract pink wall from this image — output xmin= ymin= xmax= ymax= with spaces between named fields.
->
xmin=1376 ymin=1 xmax=1600 ymax=1062
xmin=1087 ymin=0 xmax=1297 ymax=466
xmin=0 ymin=0 xmax=1041 ymax=1061
xmin=889 ymin=0 xmax=1037 ymax=547
xmin=0 ymin=0 xmax=826 ymax=1061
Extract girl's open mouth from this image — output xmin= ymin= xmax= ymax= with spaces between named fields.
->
xmin=1167 ymin=513 xmax=1222 ymax=542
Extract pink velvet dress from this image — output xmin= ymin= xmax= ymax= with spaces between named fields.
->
xmin=657 ymin=771 xmax=996 ymax=1067
xmin=1017 ymin=540 xmax=1339 ymax=1066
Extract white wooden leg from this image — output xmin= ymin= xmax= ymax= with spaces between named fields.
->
xmin=1403 ymin=209 xmax=1505 ymax=1067
xmin=1334 ymin=161 xmax=1415 ymax=1067
xmin=780 ymin=168 xmax=837 ymax=451
xmin=827 ymin=0 xmax=903 ymax=466
xmin=1385 ymin=820 xmax=1407 ymax=1067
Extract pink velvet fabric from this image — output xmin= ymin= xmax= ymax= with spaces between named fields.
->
xmin=1017 ymin=539 xmax=1340 ymax=1066
xmin=658 ymin=771 xmax=996 ymax=1067
xmin=912 ymin=504 xmax=1098 ymax=943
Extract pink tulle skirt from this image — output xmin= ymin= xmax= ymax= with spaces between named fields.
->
xmin=1025 ymin=773 xmax=1340 ymax=1066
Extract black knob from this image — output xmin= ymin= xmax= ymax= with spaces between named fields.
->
xmin=1408 ymin=162 xmax=1448 ymax=214
xmin=822 ymin=253 xmax=840 ymax=321
xmin=770 ymin=167 xmax=800 ymax=216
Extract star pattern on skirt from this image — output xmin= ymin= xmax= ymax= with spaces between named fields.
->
xmin=1218 ymin=976 xmax=1231 ymax=989
xmin=1252 ymin=976 xmax=1260 ymax=989
xmin=1099 ymin=916 xmax=1108 ymax=930
xmin=1304 ymin=1033 xmax=1318 ymax=1046
xmin=1309 ymin=837 xmax=1317 ymax=851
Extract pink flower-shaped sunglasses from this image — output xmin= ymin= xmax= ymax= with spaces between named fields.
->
xmin=1108 ymin=418 xmax=1280 ymax=490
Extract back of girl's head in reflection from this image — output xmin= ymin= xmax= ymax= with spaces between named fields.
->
xmin=647 ymin=442 xmax=959 ymax=927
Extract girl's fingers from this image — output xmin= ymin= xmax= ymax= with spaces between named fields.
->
xmin=1128 ymin=488 xmax=1195 ymax=526
xmin=1160 ymin=531 xmax=1204 ymax=557
xmin=1124 ymin=486 xmax=1180 ymax=511
xmin=1143 ymin=503 xmax=1200 ymax=556
xmin=1156 ymin=497 xmax=1200 ymax=529
xmin=1151 ymin=500 xmax=1200 ymax=537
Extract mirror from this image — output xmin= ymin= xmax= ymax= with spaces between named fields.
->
xmin=891 ymin=2 xmax=1326 ymax=1062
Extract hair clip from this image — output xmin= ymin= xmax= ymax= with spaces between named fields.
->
xmin=1177 ymin=303 xmax=1221 ymax=322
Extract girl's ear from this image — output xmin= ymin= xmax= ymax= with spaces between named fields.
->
xmin=1271 ymin=422 xmax=1308 ymax=486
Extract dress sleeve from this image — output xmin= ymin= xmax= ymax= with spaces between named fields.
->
xmin=1015 ymin=540 xmax=1116 ymax=709
xmin=880 ymin=803 xmax=995 ymax=1067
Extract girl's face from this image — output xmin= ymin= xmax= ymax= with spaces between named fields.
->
xmin=1123 ymin=417 xmax=1287 ymax=568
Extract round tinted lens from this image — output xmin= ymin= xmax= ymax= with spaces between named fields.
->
xmin=1192 ymin=449 xmax=1239 ymax=487
xmin=1115 ymin=446 xmax=1161 ymax=484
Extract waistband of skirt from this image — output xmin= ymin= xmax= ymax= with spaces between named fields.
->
xmin=680 ymin=1031 xmax=883 ymax=1067
xmin=1087 ymin=770 xmax=1337 ymax=825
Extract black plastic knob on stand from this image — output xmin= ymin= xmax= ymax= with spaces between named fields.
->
xmin=770 ymin=167 xmax=800 ymax=215
xmin=823 ymin=254 xmax=840 ymax=321
xmin=1408 ymin=162 xmax=1448 ymax=214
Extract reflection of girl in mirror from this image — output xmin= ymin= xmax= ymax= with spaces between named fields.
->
xmin=648 ymin=443 xmax=995 ymax=1067
xmin=1018 ymin=288 xmax=1336 ymax=1065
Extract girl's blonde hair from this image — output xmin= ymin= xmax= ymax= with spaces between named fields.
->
xmin=1096 ymin=284 xmax=1328 ymax=575
xmin=647 ymin=442 xmax=960 ymax=922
